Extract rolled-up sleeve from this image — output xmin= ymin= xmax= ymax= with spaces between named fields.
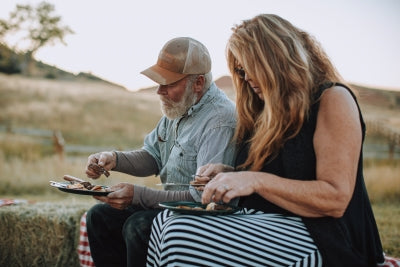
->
xmin=114 ymin=149 xmax=159 ymax=177
xmin=133 ymin=185 xmax=194 ymax=209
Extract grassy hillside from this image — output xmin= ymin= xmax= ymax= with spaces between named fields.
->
xmin=0 ymin=73 xmax=161 ymax=150
xmin=352 ymin=83 xmax=400 ymax=125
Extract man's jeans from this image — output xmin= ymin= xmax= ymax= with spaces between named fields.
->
xmin=86 ymin=203 xmax=162 ymax=267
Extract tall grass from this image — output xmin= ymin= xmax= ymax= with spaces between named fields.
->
xmin=372 ymin=202 xmax=400 ymax=257
xmin=364 ymin=159 xmax=400 ymax=203
xmin=363 ymin=160 xmax=400 ymax=257
xmin=0 ymin=153 xmax=161 ymax=197
xmin=1 ymin=73 xmax=399 ymax=257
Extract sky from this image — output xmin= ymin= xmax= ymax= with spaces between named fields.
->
xmin=1 ymin=0 xmax=399 ymax=91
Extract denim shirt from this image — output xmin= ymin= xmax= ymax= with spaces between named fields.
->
xmin=143 ymin=82 xmax=236 ymax=200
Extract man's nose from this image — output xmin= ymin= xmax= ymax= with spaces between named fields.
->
xmin=157 ymin=85 xmax=167 ymax=95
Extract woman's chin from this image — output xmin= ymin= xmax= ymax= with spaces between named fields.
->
xmin=252 ymin=88 xmax=263 ymax=100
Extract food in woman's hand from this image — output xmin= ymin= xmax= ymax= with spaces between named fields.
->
xmin=189 ymin=180 xmax=207 ymax=191
xmin=189 ymin=180 xmax=205 ymax=186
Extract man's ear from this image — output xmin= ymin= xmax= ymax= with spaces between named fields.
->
xmin=193 ymin=75 xmax=205 ymax=93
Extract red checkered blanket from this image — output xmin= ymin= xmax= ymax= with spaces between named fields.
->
xmin=78 ymin=212 xmax=95 ymax=267
xmin=379 ymin=256 xmax=400 ymax=267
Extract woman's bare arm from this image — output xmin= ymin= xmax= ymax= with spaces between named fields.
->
xmin=202 ymin=86 xmax=362 ymax=218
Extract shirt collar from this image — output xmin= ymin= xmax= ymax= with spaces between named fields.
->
xmin=186 ymin=82 xmax=218 ymax=117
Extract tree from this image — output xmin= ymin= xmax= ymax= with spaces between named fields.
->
xmin=0 ymin=1 xmax=74 ymax=75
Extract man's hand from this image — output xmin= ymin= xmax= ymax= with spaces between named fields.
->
xmin=196 ymin=163 xmax=234 ymax=180
xmin=93 ymin=183 xmax=134 ymax=210
xmin=192 ymin=163 xmax=235 ymax=191
xmin=86 ymin=151 xmax=116 ymax=179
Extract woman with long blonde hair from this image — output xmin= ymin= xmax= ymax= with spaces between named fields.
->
xmin=146 ymin=14 xmax=384 ymax=266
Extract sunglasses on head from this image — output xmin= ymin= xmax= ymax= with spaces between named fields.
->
xmin=234 ymin=67 xmax=246 ymax=79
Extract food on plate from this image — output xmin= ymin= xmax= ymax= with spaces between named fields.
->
xmin=206 ymin=202 xmax=232 ymax=211
xmin=67 ymin=183 xmax=85 ymax=189
xmin=206 ymin=202 xmax=217 ymax=211
xmin=174 ymin=202 xmax=232 ymax=211
xmin=62 ymin=175 xmax=111 ymax=192
xmin=88 ymin=163 xmax=110 ymax=177
xmin=176 ymin=205 xmax=204 ymax=211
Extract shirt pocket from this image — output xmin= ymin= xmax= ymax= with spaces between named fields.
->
xmin=172 ymin=141 xmax=197 ymax=176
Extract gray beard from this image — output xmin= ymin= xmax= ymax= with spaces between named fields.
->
xmin=160 ymin=84 xmax=198 ymax=120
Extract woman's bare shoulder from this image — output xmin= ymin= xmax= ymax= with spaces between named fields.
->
xmin=319 ymin=85 xmax=358 ymax=113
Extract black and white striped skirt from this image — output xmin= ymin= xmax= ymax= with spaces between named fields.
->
xmin=146 ymin=209 xmax=322 ymax=267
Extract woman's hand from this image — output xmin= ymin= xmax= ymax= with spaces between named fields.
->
xmin=193 ymin=163 xmax=235 ymax=190
xmin=86 ymin=151 xmax=116 ymax=179
xmin=93 ymin=183 xmax=134 ymax=210
xmin=196 ymin=163 xmax=234 ymax=180
xmin=201 ymin=171 xmax=259 ymax=204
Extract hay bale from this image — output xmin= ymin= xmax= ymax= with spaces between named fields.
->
xmin=0 ymin=201 xmax=92 ymax=267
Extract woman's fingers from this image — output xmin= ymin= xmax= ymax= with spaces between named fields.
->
xmin=202 ymin=175 xmax=233 ymax=203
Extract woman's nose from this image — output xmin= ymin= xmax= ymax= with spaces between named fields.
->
xmin=244 ymin=73 xmax=250 ymax=82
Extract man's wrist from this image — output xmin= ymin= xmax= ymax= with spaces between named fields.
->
xmin=112 ymin=151 xmax=119 ymax=170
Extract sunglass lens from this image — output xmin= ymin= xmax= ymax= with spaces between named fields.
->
xmin=235 ymin=68 xmax=245 ymax=79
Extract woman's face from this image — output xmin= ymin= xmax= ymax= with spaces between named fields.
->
xmin=235 ymin=65 xmax=264 ymax=101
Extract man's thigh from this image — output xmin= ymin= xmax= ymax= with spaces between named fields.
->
xmin=123 ymin=209 xmax=163 ymax=243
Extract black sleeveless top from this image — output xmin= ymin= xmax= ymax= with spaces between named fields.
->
xmin=236 ymin=82 xmax=384 ymax=267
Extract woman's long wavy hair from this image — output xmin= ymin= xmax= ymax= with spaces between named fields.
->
xmin=227 ymin=14 xmax=344 ymax=171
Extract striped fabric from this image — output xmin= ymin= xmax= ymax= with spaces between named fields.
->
xmin=78 ymin=212 xmax=95 ymax=267
xmin=147 ymin=209 xmax=322 ymax=267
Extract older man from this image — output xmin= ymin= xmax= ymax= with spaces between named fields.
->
xmin=85 ymin=37 xmax=236 ymax=267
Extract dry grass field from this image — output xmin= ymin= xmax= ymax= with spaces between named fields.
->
xmin=0 ymin=73 xmax=399 ymax=261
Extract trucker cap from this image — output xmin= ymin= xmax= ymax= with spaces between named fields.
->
xmin=141 ymin=37 xmax=211 ymax=85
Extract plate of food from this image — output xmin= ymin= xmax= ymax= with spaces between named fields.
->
xmin=158 ymin=201 xmax=240 ymax=215
xmin=49 ymin=175 xmax=113 ymax=196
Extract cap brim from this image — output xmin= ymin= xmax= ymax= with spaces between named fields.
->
xmin=141 ymin=64 xmax=188 ymax=85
